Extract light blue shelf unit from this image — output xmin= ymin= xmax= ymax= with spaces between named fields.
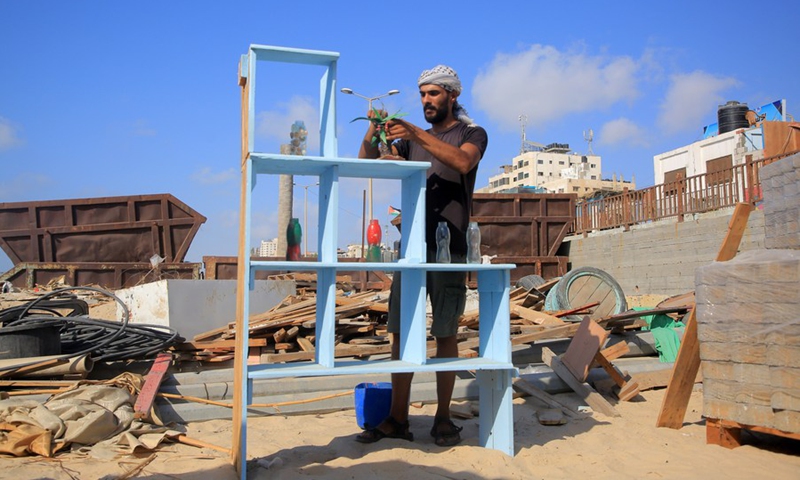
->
xmin=232 ymin=44 xmax=517 ymax=478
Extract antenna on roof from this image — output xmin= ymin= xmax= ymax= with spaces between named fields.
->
xmin=518 ymin=114 xmax=528 ymax=155
xmin=583 ymin=128 xmax=594 ymax=155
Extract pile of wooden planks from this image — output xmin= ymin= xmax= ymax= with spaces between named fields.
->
xmin=171 ymin=290 xmax=391 ymax=364
xmin=169 ymin=275 xmax=636 ymax=365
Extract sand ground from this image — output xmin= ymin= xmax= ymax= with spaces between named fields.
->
xmin=3 ymin=386 xmax=799 ymax=480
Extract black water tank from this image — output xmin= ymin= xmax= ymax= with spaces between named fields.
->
xmin=717 ymin=100 xmax=749 ymax=134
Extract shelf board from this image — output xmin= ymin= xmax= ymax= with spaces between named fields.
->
xmin=249 ymin=153 xmax=430 ymax=179
xmin=247 ymin=357 xmax=517 ymax=380
xmin=249 ymin=260 xmax=516 ymax=272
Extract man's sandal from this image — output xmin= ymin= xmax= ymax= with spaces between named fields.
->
xmin=355 ymin=416 xmax=414 ymax=443
xmin=430 ymin=417 xmax=463 ymax=447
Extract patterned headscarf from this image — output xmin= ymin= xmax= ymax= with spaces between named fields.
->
xmin=417 ymin=65 xmax=477 ymax=127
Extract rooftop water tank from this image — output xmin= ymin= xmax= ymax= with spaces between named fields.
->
xmin=717 ymin=101 xmax=750 ymax=134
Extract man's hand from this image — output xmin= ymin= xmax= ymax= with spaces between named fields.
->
xmin=384 ymin=118 xmax=417 ymax=143
xmin=384 ymin=119 xmax=481 ymax=174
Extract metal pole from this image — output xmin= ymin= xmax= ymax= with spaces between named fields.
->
xmin=361 ymin=190 xmax=366 ymax=259
xmin=303 ymin=186 xmax=309 ymax=256
xmin=368 ymin=98 xmax=373 ymax=221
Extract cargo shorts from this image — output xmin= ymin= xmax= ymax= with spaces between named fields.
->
xmin=387 ymin=257 xmax=467 ymax=338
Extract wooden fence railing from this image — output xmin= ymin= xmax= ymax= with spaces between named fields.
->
xmin=573 ymin=150 xmax=799 ymax=235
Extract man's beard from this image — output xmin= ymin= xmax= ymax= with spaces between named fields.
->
xmin=423 ymin=102 xmax=449 ymax=124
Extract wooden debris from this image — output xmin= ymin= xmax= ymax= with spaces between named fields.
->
xmin=173 ymin=277 xmax=682 ymax=366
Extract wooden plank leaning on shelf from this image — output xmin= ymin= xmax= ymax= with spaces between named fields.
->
xmin=232 ymin=62 xmax=249 ymax=472
xmin=656 ymin=202 xmax=753 ymax=429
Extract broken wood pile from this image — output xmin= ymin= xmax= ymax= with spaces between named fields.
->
xmin=169 ymin=274 xmax=685 ymax=366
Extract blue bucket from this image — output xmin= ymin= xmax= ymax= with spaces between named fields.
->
xmin=354 ymin=382 xmax=392 ymax=430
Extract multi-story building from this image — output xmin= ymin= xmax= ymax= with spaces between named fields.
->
xmin=478 ymin=142 xmax=634 ymax=197
xmin=258 ymin=238 xmax=278 ymax=257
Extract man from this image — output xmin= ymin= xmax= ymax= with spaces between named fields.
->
xmin=355 ymin=65 xmax=488 ymax=447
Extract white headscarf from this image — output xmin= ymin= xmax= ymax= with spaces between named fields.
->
xmin=418 ymin=65 xmax=477 ymax=127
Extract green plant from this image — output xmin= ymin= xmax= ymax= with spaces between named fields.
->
xmin=351 ymin=107 xmax=407 ymax=149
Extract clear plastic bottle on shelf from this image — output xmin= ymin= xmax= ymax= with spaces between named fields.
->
xmin=466 ymin=221 xmax=481 ymax=264
xmin=435 ymin=221 xmax=451 ymax=263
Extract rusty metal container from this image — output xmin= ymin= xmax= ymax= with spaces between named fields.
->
xmin=0 ymin=194 xmax=206 ymax=265
xmin=203 ymin=256 xmax=391 ymax=291
xmin=469 ymin=193 xmax=575 ymax=285
xmin=1 ymin=261 xmax=202 ymax=289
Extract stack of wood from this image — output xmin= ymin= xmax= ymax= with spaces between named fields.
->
xmin=171 ymin=290 xmax=391 ymax=364
xmin=169 ymin=275 xmax=655 ymax=365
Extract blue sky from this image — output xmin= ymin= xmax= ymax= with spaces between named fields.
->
xmin=1 ymin=1 xmax=798 ymax=273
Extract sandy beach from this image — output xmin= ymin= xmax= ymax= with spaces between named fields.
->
xmin=3 ymin=384 xmax=799 ymax=480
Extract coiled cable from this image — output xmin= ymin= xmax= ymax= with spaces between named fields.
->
xmin=1 ymin=286 xmax=181 ymax=362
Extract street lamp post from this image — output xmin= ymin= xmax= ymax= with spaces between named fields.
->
xmin=341 ymin=88 xmax=400 ymax=221
xmin=295 ymin=182 xmax=318 ymax=256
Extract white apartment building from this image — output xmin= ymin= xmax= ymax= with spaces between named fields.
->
xmin=258 ymin=238 xmax=278 ymax=257
xmin=479 ymin=143 xmax=612 ymax=195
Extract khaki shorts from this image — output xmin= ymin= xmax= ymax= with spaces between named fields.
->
xmin=387 ymin=267 xmax=467 ymax=338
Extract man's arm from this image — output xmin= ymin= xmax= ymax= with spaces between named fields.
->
xmin=385 ymin=119 xmax=481 ymax=174
xmin=358 ymin=121 xmax=381 ymax=159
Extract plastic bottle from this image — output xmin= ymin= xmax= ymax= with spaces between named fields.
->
xmin=435 ymin=221 xmax=451 ymax=263
xmin=466 ymin=221 xmax=481 ymax=264
xmin=366 ymin=219 xmax=382 ymax=262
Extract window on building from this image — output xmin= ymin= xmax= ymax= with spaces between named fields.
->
xmin=538 ymin=172 xmax=544 ymax=176
xmin=706 ymin=155 xmax=733 ymax=186
xmin=663 ymin=167 xmax=686 ymax=195
xmin=524 ymin=161 xmax=529 ymax=166
xmin=537 ymin=159 xmax=543 ymax=164
xmin=559 ymin=161 xmax=564 ymax=165
xmin=525 ymin=173 xmax=530 ymax=178
xmin=591 ymin=175 xmax=596 ymax=180
xmin=573 ymin=187 xmax=579 ymax=192
xmin=590 ymin=164 xmax=596 ymax=168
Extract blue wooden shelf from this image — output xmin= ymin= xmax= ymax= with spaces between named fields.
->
xmin=248 ymin=358 xmax=517 ymax=380
xmin=232 ymin=45 xmax=517 ymax=479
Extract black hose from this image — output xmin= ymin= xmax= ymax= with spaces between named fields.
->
xmin=0 ymin=286 xmax=181 ymax=364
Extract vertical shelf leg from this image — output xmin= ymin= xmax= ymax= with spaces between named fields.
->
xmin=477 ymin=369 xmax=515 ymax=456
xmin=399 ymin=269 xmax=427 ymax=364
xmin=400 ymin=170 xmax=426 ymax=262
xmin=317 ymin=166 xmax=338 ymax=263
xmin=476 ymin=269 xmax=514 ymax=455
xmin=316 ymin=267 xmax=337 ymax=368
xmin=477 ymin=270 xmax=511 ymax=362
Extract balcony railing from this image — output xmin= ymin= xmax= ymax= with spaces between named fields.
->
xmin=573 ymin=150 xmax=799 ymax=235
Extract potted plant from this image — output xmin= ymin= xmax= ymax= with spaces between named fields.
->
xmin=351 ymin=107 xmax=407 ymax=158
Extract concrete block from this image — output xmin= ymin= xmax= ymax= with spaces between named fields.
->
xmin=115 ymin=279 xmax=296 ymax=340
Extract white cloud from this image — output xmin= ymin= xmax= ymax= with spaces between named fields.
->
xmin=0 ymin=173 xmax=53 ymax=200
xmin=0 ymin=117 xmax=24 ymax=150
xmin=255 ymin=96 xmax=319 ymax=153
xmin=473 ymin=44 xmax=641 ymax=130
xmin=132 ymin=119 xmax=157 ymax=137
xmin=191 ymin=166 xmax=237 ymax=185
xmin=657 ymin=71 xmax=739 ymax=134
xmin=599 ymin=118 xmax=651 ymax=148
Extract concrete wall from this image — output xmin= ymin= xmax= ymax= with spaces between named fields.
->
xmin=563 ymin=207 xmax=766 ymax=297
xmin=115 ymin=279 xmax=296 ymax=340
xmin=761 ymin=154 xmax=800 ymax=250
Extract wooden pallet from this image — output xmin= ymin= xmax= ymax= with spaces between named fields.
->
xmin=706 ymin=418 xmax=800 ymax=448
